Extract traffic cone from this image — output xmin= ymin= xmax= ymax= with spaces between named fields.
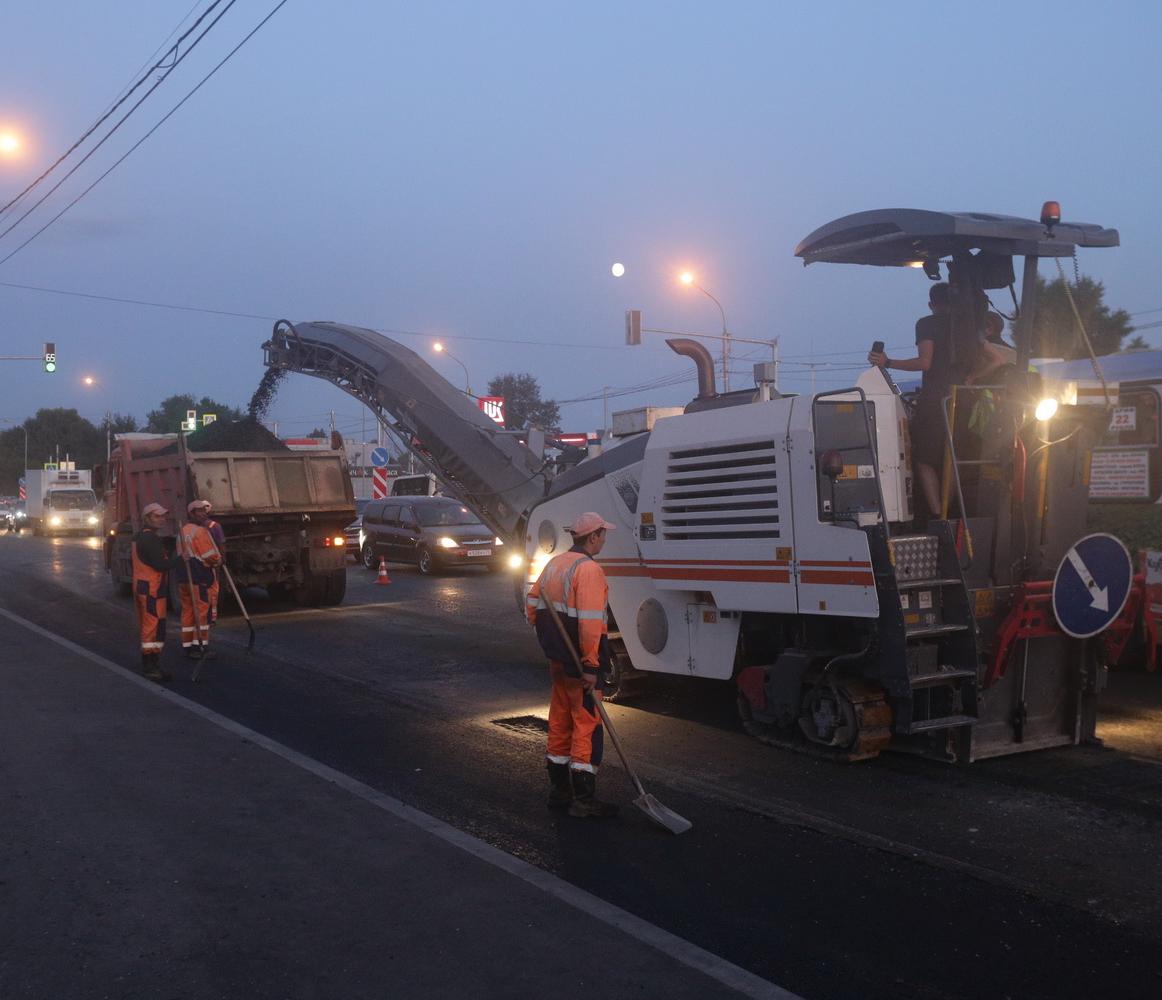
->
xmin=376 ymin=558 xmax=392 ymax=585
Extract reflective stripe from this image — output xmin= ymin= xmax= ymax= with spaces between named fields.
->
xmin=141 ymin=642 xmax=164 ymax=651
xmin=546 ymin=754 xmax=570 ymax=765
xmin=569 ymin=761 xmax=596 ymax=774
xmin=575 ymin=609 xmax=604 ymax=621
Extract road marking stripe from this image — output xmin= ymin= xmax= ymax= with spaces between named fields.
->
xmin=0 ymin=606 xmax=799 ymax=1000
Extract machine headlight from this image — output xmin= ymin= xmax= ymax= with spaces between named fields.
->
xmin=437 ymin=536 xmax=459 ymax=549
xmin=49 ymin=516 xmax=62 ymax=527
xmin=88 ymin=515 xmax=99 ymax=525
xmin=507 ymin=553 xmax=524 ymax=570
xmin=1034 ymin=397 xmax=1059 ymax=422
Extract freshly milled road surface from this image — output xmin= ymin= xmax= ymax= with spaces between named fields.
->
xmin=3 ymin=533 xmax=1160 ymax=999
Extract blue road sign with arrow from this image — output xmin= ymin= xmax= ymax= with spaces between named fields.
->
xmin=1052 ymin=533 xmax=1133 ymax=639
xmin=370 ymin=447 xmax=389 ymax=467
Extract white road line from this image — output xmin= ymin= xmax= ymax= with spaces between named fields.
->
xmin=0 ymin=606 xmax=799 ymax=1000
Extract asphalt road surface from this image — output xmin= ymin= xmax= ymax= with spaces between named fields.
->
xmin=3 ymin=532 xmax=1161 ymax=999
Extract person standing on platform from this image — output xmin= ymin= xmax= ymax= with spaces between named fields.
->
xmin=132 ymin=502 xmax=183 ymax=682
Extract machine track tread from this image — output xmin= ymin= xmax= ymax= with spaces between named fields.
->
xmin=737 ymin=677 xmax=892 ymax=763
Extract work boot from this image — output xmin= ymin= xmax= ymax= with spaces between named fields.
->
xmin=142 ymin=654 xmax=171 ymax=683
xmin=546 ymin=761 xmax=573 ymax=810
xmin=567 ymin=769 xmax=619 ymax=818
xmin=185 ymin=645 xmax=217 ymax=660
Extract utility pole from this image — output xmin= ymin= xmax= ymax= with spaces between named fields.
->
xmin=602 ymin=386 xmax=610 ymax=438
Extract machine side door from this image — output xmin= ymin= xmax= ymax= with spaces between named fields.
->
xmin=788 ymin=395 xmax=879 ymax=618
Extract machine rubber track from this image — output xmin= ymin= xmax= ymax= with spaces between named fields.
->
xmin=737 ymin=677 xmax=892 ymax=762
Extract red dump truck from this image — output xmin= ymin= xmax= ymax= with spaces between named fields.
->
xmin=101 ymin=433 xmax=355 ymax=606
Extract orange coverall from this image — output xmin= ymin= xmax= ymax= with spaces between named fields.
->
xmin=132 ymin=528 xmax=180 ymax=655
xmin=178 ymin=522 xmax=222 ymax=650
xmin=526 ymin=548 xmax=609 ymax=772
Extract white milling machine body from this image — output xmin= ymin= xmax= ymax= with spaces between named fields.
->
xmin=266 ymin=205 xmax=1124 ymax=762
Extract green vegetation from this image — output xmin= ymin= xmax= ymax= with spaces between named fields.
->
xmin=1087 ymin=502 xmax=1162 ymax=554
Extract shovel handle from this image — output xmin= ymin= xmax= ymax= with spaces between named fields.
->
xmin=220 ymin=562 xmax=256 ymax=650
xmin=541 ymin=600 xmax=646 ymax=797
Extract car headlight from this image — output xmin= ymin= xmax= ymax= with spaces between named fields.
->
xmin=437 ymin=536 xmax=459 ymax=549
xmin=495 ymin=536 xmax=505 ymax=546
xmin=507 ymin=553 xmax=524 ymax=570
xmin=49 ymin=516 xmax=62 ymax=526
xmin=88 ymin=516 xmax=99 ymax=525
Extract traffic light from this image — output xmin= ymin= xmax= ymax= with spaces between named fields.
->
xmin=43 ymin=342 xmax=56 ymax=373
xmin=625 ymin=309 xmax=642 ymax=346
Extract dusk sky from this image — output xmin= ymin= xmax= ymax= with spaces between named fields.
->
xmin=2 ymin=1 xmax=1159 ymax=446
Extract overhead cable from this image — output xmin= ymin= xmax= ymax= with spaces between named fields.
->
xmin=0 ymin=1 xmax=238 ymax=235
xmin=0 ymin=0 xmax=281 ymax=268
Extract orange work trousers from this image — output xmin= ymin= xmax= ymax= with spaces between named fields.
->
xmin=546 ymin=660 xmax=604 ymax=772
xmin=134 ymin=581 xmax=168 ymax=655
xmin=179 ymin=580 xmax=212 ymax=649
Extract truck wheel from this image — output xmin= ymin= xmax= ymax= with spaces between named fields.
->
xmin=417 ymin=547 xmax=434 ymax=575
xmin=322 ymin=568 xmax=347 ymax=606
xmin=361 ymin=543 xmax=377 ymax=570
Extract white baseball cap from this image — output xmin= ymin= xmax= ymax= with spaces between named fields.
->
xmin=565 ymin=512 xmax=616 ymax=536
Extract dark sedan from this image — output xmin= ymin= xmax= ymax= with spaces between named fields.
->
xmin=359 ymin=497 xmax=508 ymax=574
xmin=344 ymin=499 xmax=370 ymax=559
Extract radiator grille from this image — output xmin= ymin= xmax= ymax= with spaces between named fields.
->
xmin=661 ymin=439 xmax=779 ymax=540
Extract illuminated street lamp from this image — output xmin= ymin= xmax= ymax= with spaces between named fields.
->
xmin=679 ymin=271 xmax=732 ymax=391
xmin=0 ymin=131 xmax=21 ymax=157
xmin=432 ymin=341 xmax=471 ymax=394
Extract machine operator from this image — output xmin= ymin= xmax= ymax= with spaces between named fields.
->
xmin=868 ymin=282 xmax=955 ymax=519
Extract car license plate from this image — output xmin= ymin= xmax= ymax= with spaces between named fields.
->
xmin=466 ymin=549 xmax=491 ymax=557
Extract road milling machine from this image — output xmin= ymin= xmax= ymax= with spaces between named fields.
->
xmin=265 ymin=203 xmax=1143 ymax=762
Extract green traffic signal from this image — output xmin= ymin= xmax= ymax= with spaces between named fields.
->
xmin=43 ymin=341 xmax=56 ymax=373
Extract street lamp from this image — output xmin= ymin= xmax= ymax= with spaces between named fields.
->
xmin=0 ymin=131 xmax=21 ymax=158
xmin=80 ymin=375 xmax=113 ymax=459
xmin=432 ymin=341 xmax=471 ymax=394
xmin=679 ymin=271 xmax=732 ymax=392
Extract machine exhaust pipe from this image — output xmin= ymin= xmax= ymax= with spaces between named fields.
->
xmin=666 ymin=338 xmax=717 ymax=399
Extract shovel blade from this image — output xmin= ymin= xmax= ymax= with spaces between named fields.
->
xmin=634 ymin=792 xmax=692 ymax=835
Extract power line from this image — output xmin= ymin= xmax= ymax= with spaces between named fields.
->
xmin=0 ymin=1 xmax=237 ymax=231
xmin=0 ymin=0 xmax=276 ymax=267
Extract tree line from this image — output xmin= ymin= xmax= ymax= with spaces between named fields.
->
xmin=0 ymin=394 xmax=243 ymax=495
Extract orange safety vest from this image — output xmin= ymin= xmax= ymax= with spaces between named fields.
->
xmin=178 ymin=522 xmax=222 ymax=586
xmin=526 ymin=548 xmax=609 ymax=676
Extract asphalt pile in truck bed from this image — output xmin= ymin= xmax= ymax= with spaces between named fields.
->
xmin=185 ymin=418 xmax=290 ymax=452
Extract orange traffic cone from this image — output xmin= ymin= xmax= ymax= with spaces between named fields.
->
xmin=376 ymin=558 xmax=392 ymax=585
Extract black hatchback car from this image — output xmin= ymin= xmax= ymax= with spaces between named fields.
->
xmin=359 ymin=496 xmax=503 ymax=574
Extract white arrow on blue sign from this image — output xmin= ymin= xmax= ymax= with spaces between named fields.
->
xmin=1051 ymin=533 xmax=1133 ymax=639
xmin=370 ymin=447 xmax=389 ymax=467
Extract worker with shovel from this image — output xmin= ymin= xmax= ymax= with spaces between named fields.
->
xmin=526 ymin=512 xmax=619 ymax=818
xmin=188 ymin=500 xmax=225 ymax=626
xmin=178 ymin=500 xmax=223 ymax=659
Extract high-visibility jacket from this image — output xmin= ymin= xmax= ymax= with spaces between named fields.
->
xmin=178 ymin=522 xmax=221 ymax=586
xmin=526 ymin=547 xmax=610 ymax=679
xmin=132 ymin=527 xmax=181 ymax=654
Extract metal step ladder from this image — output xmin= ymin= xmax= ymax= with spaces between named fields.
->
xmin=888 ymin=529 xmax=980 ymax=736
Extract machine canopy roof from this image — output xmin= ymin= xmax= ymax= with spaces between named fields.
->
xmin=795 ymin=209 xmax=1119 ymax=267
